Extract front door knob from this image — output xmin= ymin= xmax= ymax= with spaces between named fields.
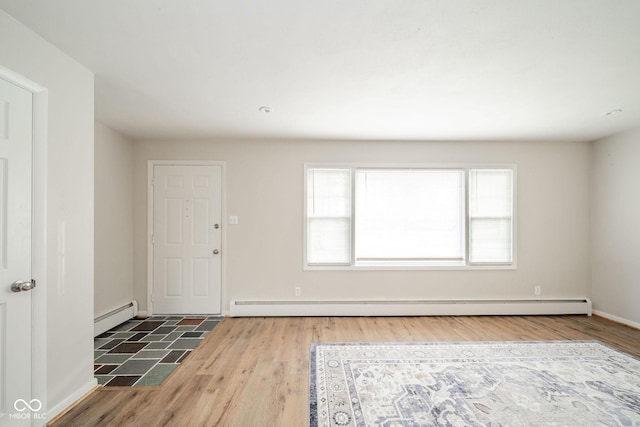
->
xmin=11 ymin=279 xmax=36 ymax=293
xmin=213 ymin=249 xmax=220 ymax=255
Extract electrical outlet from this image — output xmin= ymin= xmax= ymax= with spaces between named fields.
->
xmin=295 ymin=286 xmax=302 ymax=297
xmin=534 ymin=286 xmax=541 ymax=296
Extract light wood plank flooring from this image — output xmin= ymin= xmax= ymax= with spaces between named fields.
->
xmin=51 ymin=315 xmax=640 ymax=426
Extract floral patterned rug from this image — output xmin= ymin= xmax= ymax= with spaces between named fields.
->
xmin=310 ymin=341 xmax=640 ymax=426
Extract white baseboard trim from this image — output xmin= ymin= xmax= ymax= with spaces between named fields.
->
xmin=47 ymin=378 xmax=98 ymax=422
xmin=230 ymin=298 xmax=592 ymax=317
xmin=593 ymin=310 xmax=640 ymax=330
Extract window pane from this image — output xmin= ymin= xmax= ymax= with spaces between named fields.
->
xmin=307 ymin=169 xmax=351 ymax=217
xmin=469 ymin=169 xmax=513 ymax=217
xmin=307 ymin=218 xmax=351 ymax=264
xmin=355 ymin=169 xmax=465 ymax=260
xmin=469 ymin=218 xmax=512 ymax=263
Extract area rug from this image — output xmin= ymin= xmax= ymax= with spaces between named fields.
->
xmin=310 ymin=341 xmax=640 ymax=426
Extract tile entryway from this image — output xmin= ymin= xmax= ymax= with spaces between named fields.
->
xmin=94 ymin=315 xmax=220 ymax=387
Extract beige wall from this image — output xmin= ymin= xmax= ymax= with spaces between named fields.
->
xmin=591 ymin=127 xmax=640 ymax=325
xmin=1 ymin=9 xmax=95 ymax=418
xmin=95 ymin=121 xmax=134 ymax=317
xmin=133 ymin=139 xmax=591 ymax=314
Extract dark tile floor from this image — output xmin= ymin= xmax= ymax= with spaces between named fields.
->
xmin=94 ymin=315 xmax=219 ymax=387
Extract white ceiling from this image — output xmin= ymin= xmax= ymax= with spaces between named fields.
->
xmin=1 ymin=0 xmax=640 ymax=142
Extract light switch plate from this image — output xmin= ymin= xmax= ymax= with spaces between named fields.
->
xmin=229 ymin=215 xmax=238 ymax=225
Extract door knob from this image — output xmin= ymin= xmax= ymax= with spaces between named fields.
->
xmin=11 ymin=279 xmax=36 ymax=293
xmin=213 ymin=249 xmax=220 ymax=255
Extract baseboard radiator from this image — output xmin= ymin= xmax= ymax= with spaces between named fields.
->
xmin=94 ymin=301 xmax=138 ymax=337
xmin=230 ymin=298 xmax=592 ymax=317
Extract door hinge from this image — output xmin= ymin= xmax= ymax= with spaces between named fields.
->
xmin=151 ymin=235 xmax=156 ymax=244
xmin=151 ymin=294 xmax=154 ymax=303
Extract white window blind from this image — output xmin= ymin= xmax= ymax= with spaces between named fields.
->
xmin=469 ymin=169 xmax=514 ymax=263
xmin=306 ymin=168 xmax=351 ymax=264
xmin=355 ymin=169 xmax=465 ymax=262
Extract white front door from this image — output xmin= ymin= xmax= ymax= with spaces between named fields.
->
xmin=0 ymin=79 xmax=35 ymax=426
xmin=152 ymin=165 xmax=222 ymax=314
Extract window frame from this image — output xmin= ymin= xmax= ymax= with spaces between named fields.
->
xmin=303 ymin=163 xmax=517 ymax=271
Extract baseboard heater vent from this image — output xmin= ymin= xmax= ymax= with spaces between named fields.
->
xmin=229 ymin=298 xmax=592 ymax=317
xmin=94 ymin=301 xmax=138 ymax=337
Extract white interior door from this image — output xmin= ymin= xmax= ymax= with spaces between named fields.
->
xmin=152 ymin=164 xmax=222 ymax=314
xmin=0 ymin=79 xmax=34 ymax=426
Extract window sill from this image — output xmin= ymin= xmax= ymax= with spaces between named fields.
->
xmin=304 ymin=263 xmax=517 ymax=271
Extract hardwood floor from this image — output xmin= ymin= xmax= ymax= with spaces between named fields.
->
xmin=51 ymin=315 xmax=640 ymax=426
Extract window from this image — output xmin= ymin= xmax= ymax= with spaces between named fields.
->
xmin=305 ymin=165 xmax=516 ymax=269
xmin=306 ymin=168 xmax=351 ymax=264
xmin=355 ymin=169 xmax=465 ymax=266
xmin=469 ymin=169 xmax=514 ymax=264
